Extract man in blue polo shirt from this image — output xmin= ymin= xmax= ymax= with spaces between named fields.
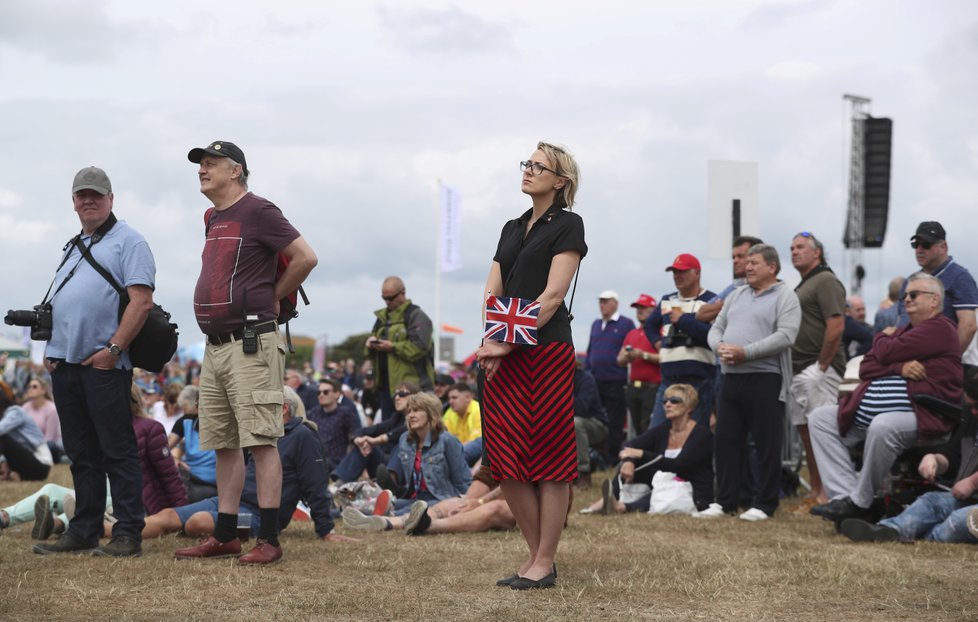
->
xmin=586 ymin=290 xmax=634 ymax=461
xmin=897 ymin=221 xmax=978 ymax=354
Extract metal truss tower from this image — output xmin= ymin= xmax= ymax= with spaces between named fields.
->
xmin=843 ymin=94 xmax=871 ymax=295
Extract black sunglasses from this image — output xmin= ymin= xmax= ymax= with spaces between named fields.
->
xmin=395 ymin=390 xmax=414 ymax=398
xmin=382 ymin=290 xmax=404 ymax=302
xmin=665 ymin=396 xmax=684 ymax=405
xmin=904 ymin=290 xmax=937 ymax=301
xmin=911 ymin=240 xmax=935 ymax=250
xmin=318 ymin=389 xmax=334 ymax=395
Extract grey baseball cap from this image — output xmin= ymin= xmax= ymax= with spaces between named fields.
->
xmin=72 ymin=166 xmax=112 ymax=195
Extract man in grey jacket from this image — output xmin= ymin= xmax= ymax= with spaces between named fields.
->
xmin=697 ymin=244 xmax=801 ymax=521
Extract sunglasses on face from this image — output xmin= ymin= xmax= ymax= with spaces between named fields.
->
xmin=319 ymin=389 xmax=334 ymax=395
xmin=904 ymin=290 xmax=937 ymax=301
xmin=394 ymin=390 xmax=413 ymax=398
xmin=911 ymin=241 xmax=934 ymax=250
xmin=665 ymin=396 xmax=684 ymax=405
xmin=382 ymin=290 xmax=404 ymax=302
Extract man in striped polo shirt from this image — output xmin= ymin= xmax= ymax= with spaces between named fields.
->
xmin=808 ymin=272 xmax=963 ymax=523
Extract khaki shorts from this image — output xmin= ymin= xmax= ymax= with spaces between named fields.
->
xmin=787 ymin=362 xmax=842 ymax=426
xmin=198 ymin=329 xmax=286 ymax=450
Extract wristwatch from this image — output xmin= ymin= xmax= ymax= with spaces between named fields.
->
xmin=107 ymin=343 xmax=123 ymax=357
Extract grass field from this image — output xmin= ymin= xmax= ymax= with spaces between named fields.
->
xmin=1 ymin=465 xmax=977 ymax=621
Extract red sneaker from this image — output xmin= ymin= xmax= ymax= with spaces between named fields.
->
xmin=372 ymin=489 xmax=393 ymax=516
xmin=238 ymin=539 xmax=283 ymax=565
xmin=174 ymin=536 xmax=242 ymax=560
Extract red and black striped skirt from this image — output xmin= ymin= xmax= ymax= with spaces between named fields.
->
xmin=483 ymin=341 xmax=577 ymax=483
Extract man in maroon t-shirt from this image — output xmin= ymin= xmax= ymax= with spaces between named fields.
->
xmin=616 ymin=294 xmax=662 ymax=435
xmin=174 ymin=140 xmax=318 ymax=565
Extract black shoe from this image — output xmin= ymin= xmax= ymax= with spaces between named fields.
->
xmin=33 ymin=532 xmax=98 ymax=555
xmin=31 ymin=494 xmax=54 ymax=540
xmin=375 ymin=465 xmax=405 ymax=498
xmin=601 ymin=478 xmax=614 ymax=516
xmin=840 ymin=519 xmax=900 ymax=543
xmin=511 ymin=570 xmax=557 ymax=590
xmin=811 ymin=497 xmax=870 ymax=522
xmin=404 ymin=501 xmax=431 ymax=536
xmin=496 ymin=573 xmax=520 ymax=587
xmin=93 ymin=535 xmax=142 ymax=557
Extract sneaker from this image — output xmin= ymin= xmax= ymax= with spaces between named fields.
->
xmin=372 ymin=489 xmax=393 ymax=516
xmin=33 ymin=532 xmax=98 ymax=555
xmin=93 ymin=535 xmax=142 ymax=557
xmin=840 ymin=518 xmax=900 ymax=543
xmin=32 ymin=494 xmax=54 ymax=540
xmin=238 ymin=539 xmax=283 ymax=565
xmin=968 ymin=507 xmax=978 ymax=540
xmin=342 ymin=507 xmax=390 ymax=532
xmin=404 ymin=501 xmax=431 ymax=536
xmin=739 ymin=508 xmax=770 ymax=522
xmin=63 ymin=493 xmax=76 ymax=520
xmin=174 ymin=535 xmax=242 ymax=560
xmin=692 ymin=503 xmax=728 ymax=519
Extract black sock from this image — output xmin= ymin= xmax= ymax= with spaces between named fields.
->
xmin=411 ymin=510 xmax=431 ymax=536
xmin=214 ymin=512 xmax=237 ymax=543
xmin=259 ymin=507 xmax=279 ymax=546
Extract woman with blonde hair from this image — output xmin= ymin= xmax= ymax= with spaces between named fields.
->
xmin=475 ymin=141 xmax=587 ymax=590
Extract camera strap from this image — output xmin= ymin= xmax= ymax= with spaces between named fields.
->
xmin=42 ymin=213 xmax=119 ymax=306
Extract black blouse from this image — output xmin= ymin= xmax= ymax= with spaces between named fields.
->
xmin=492 ymin=205 xmax=587 ymax=345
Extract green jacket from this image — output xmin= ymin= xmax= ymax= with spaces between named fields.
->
xmin=368 ymin=299 xmax=435 ymax=394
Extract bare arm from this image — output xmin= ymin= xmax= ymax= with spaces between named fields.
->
xmin=84 ymin=284 xmax=154 ymax=370
xmin=696 ymin=300 xmax=723 ymax=323
xmin=535 ymin=250 xmax=581 ymax=329
xmin=818 ymin=314 xmax=844 ymax=372
xmin=955 ymin=309 xmax=977 ymax=354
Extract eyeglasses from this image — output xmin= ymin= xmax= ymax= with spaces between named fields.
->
xmin=382 ymin=290 xmax=404 ymax=302
xmin=665 ymin=396 xmax=684 ymax=405
xmin=519 ymin=161 xmax=558 ymax=177
xmin=911 ymin=240 xmax=934 ymax=250
xmin=904 ymin=290 xmax=937 ymax=301
xmin=394 ymin=390 xmax=413 ymax=398
xmin=318 ymin=389 xmax=334 ymax=395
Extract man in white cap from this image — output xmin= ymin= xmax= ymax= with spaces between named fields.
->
xmin=586 ymin=290 xmax=634 ymax=461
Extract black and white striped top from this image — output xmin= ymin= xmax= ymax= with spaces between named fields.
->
xmin=853 ymin=375 xmax=913 ymax=429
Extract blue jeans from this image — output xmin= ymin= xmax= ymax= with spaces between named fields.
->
xmin=332 ymin=446 xmax=389 ymax=483
xmin=650 ymin=375 xmax=716 ymax=429
xmin=879 ymin=491 xmax=978 ymax=543
xmin=173 ymin=497 xmax=260 ymax=537
xmin=463 ymin=438 xmax=483 ymax=467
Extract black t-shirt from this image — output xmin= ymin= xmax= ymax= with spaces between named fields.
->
xmin=492 ymin=205 xmax=587 ymax=345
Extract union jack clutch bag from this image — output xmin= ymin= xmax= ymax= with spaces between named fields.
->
xmin=484 ymin=295 xmax=541 ymax=346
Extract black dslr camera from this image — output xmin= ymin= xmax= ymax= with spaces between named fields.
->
xmin=4 ymin=304 xmax=53 ymax=341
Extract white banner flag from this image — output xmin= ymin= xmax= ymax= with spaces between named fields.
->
xmin=439 ymin=184 xmax=462 ymax=273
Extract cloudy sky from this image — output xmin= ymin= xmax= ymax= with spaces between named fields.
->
xmin=2 ymin=0 xmax=977 ymax=364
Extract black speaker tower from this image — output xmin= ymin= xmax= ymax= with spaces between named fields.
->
xmin=861 ymin=116 xmax=892 ymax=248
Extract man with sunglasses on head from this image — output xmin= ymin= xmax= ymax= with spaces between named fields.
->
xmin=366 ymin=276 xmax=435 ymax=419
xmin=808 ymin=272 xmax=962 ymax=524
xmin=896 ymin=222 xmax=978 ymax=355
xmin=787 ymin=232 xmax=846 ymax=510
xmin=177 ymin=140 xmax=318 ymax=565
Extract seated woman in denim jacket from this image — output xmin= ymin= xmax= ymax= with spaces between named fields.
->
xmin=343 ymin=392 xmax=471 ymax=529
xmin=580 ymin=383 xmax=714 ymax=515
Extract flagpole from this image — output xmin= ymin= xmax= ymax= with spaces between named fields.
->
xmin=434 ymin=179 xmax=442 ymax=370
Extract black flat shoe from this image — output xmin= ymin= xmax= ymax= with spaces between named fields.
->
xmin=496 ymin=573 xmax=520 ymax=587
xmin=511 ymin=571 xmax=556 ymax=590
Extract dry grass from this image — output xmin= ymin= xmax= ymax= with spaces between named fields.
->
xmin=2 ymin=466 xmax=977 ymax=621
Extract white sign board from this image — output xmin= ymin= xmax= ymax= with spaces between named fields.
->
xmin=707 ymin=160 xmax=758 ymax=259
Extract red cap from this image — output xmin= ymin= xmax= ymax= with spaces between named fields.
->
xmin=630 ymin=294 xmax=657 ymax=308
xmin=666 ymin=253 xmax=701 ymax=272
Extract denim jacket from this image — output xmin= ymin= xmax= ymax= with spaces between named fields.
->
xmin=389 ymin=429 xmax=471 ymax=500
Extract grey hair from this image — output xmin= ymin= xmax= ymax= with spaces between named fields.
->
xmin=227 ymin=157 xmax=249 ymax=190
xmin=794 ymin=233 xmax=827 ymax=266
xmin=907 ymin=271 xmax=945 ymax=307
xmin=177 ymin=385 xmax=199 ymax=410
xmin=747 ymin=243 xmax=781 ymax=275
xmin=282 ymin=385 xmax=300 ymax=419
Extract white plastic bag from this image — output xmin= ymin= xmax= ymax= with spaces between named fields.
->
xmin=648 ymin=471 xmax=696 ymax=515
xmin=618 ymin=479 xmax=652 ymax=504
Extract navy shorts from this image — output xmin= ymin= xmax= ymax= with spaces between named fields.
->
xmin=173 ymin=498 xmax=260 ymax=536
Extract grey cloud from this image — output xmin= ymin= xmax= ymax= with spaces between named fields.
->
xmin=741 ymin=0 xmax=834 ymax=30
xmin=0 ymin=1 xmax=129 ymax=63
xmin=376 ymin=5 xmax=513 ymax=56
